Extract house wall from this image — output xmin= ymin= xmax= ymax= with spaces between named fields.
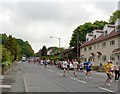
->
xmin=80 ymin=35 xmax=120 ymax=66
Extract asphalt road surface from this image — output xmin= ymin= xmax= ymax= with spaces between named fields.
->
xmin=2 ymin=61 xmax=120 ymax=93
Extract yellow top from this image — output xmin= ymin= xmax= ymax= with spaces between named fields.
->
xmin=104 ymin=63 xmax=112 ymax=74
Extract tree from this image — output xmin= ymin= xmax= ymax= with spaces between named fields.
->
xmin=16 ymin=39 xmax=34 ymax=57
xmin=4 ymin=35 xmax=18 ymax=61
xmin=41 ymin=46 xmax=47 ymax=56
xmin=69 ymin=21 xmax=107 ymax=48
xmin=109 ymin=10 xmax=120 ymax=24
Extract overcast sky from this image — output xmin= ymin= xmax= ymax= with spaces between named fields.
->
xmin=0 ymin=0 xmax=119 ymax=53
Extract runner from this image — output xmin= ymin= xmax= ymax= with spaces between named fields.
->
xmin=114 ymin=62 xmax=120 ymax=81
xmin=104 ymin=60 xmax=113 ymax=87
xmin=67 ymin=59 xmax=70 ymax=71
xmin=63 ymin=60 xmax=68 ymax=77
xmin=73 ymin=59 xmax=78 ymax=77
xmin=84 ymin=58 xmax=93 ymax=79
xmin=44 ymin=60 xmax=48 ymax=68
xmin=110 ymin=61 xmax=115 ymax=82
xmin=79 ymin=62 xmax=84 ymax=73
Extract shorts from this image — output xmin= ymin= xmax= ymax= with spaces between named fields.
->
xmin=67 ymin=65 xmax=70 ymax=68
xmin=80 ymin=68 xmax=83 ymax=70
xmin=63 ymin=68 xmax=67 ymax=70
xmin=106 ymin=73 xmax=111 ymax=79
xmin=86 ymin=69 xmax=91 ymax=72
xmin=111 ymin=70 xmax=114 ymax=73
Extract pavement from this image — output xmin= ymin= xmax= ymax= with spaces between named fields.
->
xmin=1 ymin=61 xmax=25 ymax=93
xmin=1 ymin=61 xmax=120 ymax=93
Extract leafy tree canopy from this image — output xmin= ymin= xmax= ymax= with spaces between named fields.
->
xmin=69 ymin=21 xmax=107 ymax=47
xmin=109 ymin=10 xmax=120 ymax=24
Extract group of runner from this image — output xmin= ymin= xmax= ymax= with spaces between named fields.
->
xmin=27 ymin=57 xmax=120 ymax=87
xmin=62 ymin=59 xmax=93 ymax=78
xmin=61 ymin=58 xmax=120 ymax=87
xmin=62 ymin=59 xmax=79 ymax=77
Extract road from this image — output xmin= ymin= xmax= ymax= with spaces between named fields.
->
xmin=2 ymin=61 xmax=120 ymax=93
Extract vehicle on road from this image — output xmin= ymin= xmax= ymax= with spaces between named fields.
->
xmin=22 ymin=57 xmax=26 ymax=62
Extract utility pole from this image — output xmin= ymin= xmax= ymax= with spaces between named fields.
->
xmin=50 ymin=36 xmax=61 ymax=60
xmin=77 ymin=32 xmax=79 ymax=61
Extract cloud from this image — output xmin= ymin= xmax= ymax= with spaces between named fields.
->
xmin=0 ymin=1 xmax=118 ymax=53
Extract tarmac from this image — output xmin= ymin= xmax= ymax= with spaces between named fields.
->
xmin=0 ymin=61 xmax=25 ymax=93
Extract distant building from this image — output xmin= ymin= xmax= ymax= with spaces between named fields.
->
xmin=80 ymin=19 xmax=120 ymax=66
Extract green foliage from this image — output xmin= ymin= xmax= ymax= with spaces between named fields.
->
xmin=47 ymin=47 xmax=64 ymax=55
xmin=1 ymin=45 xmax=13 ymax=63
xmin=69 ymin=21 xmax=107 ymax=47
xmin=4 ymin=35 xmax=18 ymax=61
xmin=109 ymin=10 xmax=120 ymax=24
xmin=41 ymin=46 xmax=47 ymax=56
xmin=1 ymin=33 xmax=7 ymax=44
xmin=16 ymin=39 xmax=34 ymax=57
xmin=1 ymin=33 xmax=34 ymax=64
xmin=41 ymin=55 xmax=63 ymax=61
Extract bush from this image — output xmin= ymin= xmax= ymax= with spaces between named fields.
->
xmin=92 ymin=66 xmax=105 ymax=72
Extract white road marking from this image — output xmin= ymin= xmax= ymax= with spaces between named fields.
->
xmin=49 ymin=69 xmax=55 ymax=72
xmin=0 ymin=85 xmax=11 ymax=88
xmin=98 ymin=87 xmax=115 ymax=93
xmin=70 ymin=77 xmax=87 ymax=84
xmin=57 ymin=73 xmax=63 ymax=76
xmin=22 ymin=66 xmax=28 ymax=92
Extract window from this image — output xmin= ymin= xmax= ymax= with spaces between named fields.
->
xmin=102 ymin=42 xmax=106 ymax=47
xmin=94 ymin=35 xmax=96 ymax=39
xmin=84 ymin=48 xmax=87 ymax=51
xmin=102 ymin=55 xmax=107 ymax=61
xmin=105 ymin=30 xmax=108 ymax=35
xmin=118 ymin=55 xmax=120 ymax=60
xmin=89 ymin=46 xmax=92 ymax=50
xmin=94 ymin=45 xmax=96 ymax=49
xmin=86 ymin=38 xmax=89 ymax=42
xmin=110 ymin=56 xmax=115 ymax=60
xmin=84 ymin=58 xmax=87 ymax=62
xmin=97 ymin=44 xmax=99 ymax=49
xmin=116 ymin=25 xmax=120 ymax=30
xmin=110 ymin=40 xmax=115 ymax=45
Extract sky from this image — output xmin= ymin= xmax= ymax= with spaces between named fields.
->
xmin=0 ymin=0 xmax=119 ymax=53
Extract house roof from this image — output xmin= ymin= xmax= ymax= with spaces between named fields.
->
xmin=112 ymin=48 xmax=120 ymax=53
xmin=95 ymin=30 xmax=104 ymax=33
xmin=80 ymin=30 xmax=120 ymax=48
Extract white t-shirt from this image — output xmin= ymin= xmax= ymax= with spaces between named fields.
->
xmin=80 ymin=63 xmax=84 ymax=68
xmin=73 ymin=61 xmax=78 ymax=69
xmin=63 ymin=61 xmax=68 ymax=68
xmin=114 ymin=64 xmax=120 ymax=70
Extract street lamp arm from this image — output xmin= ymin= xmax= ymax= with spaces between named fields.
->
xmin=50 ymin=36 xmax=60 ymax=39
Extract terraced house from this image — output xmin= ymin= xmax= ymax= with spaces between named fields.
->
xmin=80 ymin=19 xmax=120 ymax=66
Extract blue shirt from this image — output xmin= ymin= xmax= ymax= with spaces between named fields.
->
xmin=84 ymin=61 xmax=92 ymax=70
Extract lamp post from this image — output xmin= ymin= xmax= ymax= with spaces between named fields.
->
xmin=50 ymin=36 xmax=61 ymax=59
xmin=77 ymin=32 xmax=80 ymax=61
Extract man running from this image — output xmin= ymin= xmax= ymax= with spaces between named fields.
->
xmin=73 ymin=59 xmax=78 ymax=77
xmin=114 ymin=62 xmax=120 ymax=81
xmin=79 ymin=62 xmax=84 ymax=73
xmin=104 ymin=60 xmax=113 ymax=87
xmin=44 ymin=60 xmax=48 ymax=68
xmin=63 ymin=60 xmax=68 ymax=77
xmin=84 ymin=58 xmax=93 ymax=79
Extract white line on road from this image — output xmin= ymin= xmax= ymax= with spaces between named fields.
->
xmin=57 ymin=73 xmax=63 ymax=76
xmin=49 ymin=69 xmax=55 ymax=72
xmin=98 ymin=87 xmax=115 ymax=93
xmin=22 ymin=66 xmax=28 ymax=92
xmin=0 ymin=85 xmax=11 ymax=88
xmin=70 ymin=77 xmax=87 ymax=84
